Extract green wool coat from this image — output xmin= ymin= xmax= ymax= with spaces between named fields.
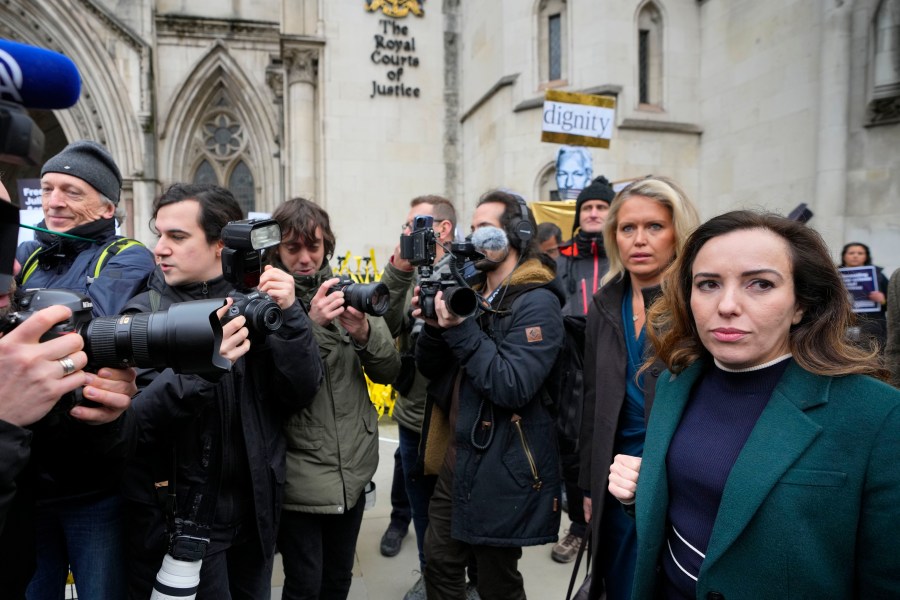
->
xmin=632 ymin=360 xmax=900 ymax=600
xmin=281 ymin=268 xmax=401 ymax=515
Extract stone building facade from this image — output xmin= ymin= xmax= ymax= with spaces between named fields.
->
xmin=1 ymin=0 xmax=897 ymax=270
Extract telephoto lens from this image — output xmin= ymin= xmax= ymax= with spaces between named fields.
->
xmin=149 ymin=555 xmax=202 ymax=600
xmin=82 ymin=298 xmax=231 ymax=375
xmin=327 ymin=278 xmax=390 ymax=317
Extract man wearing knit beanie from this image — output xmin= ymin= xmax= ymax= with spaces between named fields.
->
xmin=549 ymin=174 xmax=615 ymax=566
xmin=9 ymin=140 xmax=154 ymax=598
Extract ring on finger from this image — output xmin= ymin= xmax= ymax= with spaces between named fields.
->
xmin=58 ymin=356 xmax=77 ymax=376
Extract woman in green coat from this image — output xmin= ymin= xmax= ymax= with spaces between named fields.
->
xmin=271 ymin=198 xmax=400 ymax=600
xmin=609 ymin=211 xmax=900 ymax=599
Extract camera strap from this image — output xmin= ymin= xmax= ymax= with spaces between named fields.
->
xmin=163 ymin=388 xmax=228 ymax=562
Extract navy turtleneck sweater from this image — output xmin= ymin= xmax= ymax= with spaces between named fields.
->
xmin=661 ymin=356 xmax=792 ymax=599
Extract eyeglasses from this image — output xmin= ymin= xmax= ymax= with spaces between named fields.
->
xmin=402 ymin=217 xmax=441 ymax=232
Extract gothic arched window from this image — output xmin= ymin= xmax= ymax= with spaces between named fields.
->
xmin=190 ymin=93 xmax=257 ymax=212
xmin=637 ymin=2 xmax=664 ymax=107
xmin=538 ymin=0 xmax=567 ymax=85
xmin=228 ymin=161 xmax=255 ymax=216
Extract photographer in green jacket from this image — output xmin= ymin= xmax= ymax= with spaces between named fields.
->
xmin=271 ymin=198 xmax=400 ymax=600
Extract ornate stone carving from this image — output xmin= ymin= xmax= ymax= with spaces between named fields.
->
xmin=365 ymin=0 xmax=424 ymax=18
xmin=266 ymin=59 xmax=285 ymax=102
xmin=284 ymin=48 xmax=319 ymax=86
xmin=867 ymin=95 xmax=900 ymax=126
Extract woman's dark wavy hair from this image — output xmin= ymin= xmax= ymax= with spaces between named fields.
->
xmin=646 ymin=210 xmax=886 ymax=378
xmin=271 ymin=197 xmax=336 ymax=263
xmin=839 ymin=242 xmax=872 ymax=267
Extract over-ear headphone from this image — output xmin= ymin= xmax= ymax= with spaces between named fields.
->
xmin=507 ymin=195 xmax=534 ymax=251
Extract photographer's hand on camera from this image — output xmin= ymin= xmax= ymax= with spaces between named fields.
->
xmin=309 ymin=277 xmax=346 ymax=327
xmin=217 ymin=298 xmax=251 ymax=364
xmin=257 ymin=264 xmax=297 ymax=310
xmin=0 ymin=304 xmax=88 ymax=426
xmin=391 ymin=242 xmax=415 ymax=273
xmin=71 ymin=366 xmax=137 ymax=425
xmin=432 ymin=290 xmax=467 ymax=329
xmin=338 ymin=306 xmax=370 ymax=346
xmin=411 ymin=286 xmax=466 ymax=330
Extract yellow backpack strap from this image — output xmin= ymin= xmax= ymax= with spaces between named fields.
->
xmin=92 ymin=238 xmax=146 ymax=279
xmin=18 ymin=247 xmax=43 ymax=286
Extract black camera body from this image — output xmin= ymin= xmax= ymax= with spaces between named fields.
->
xmin=1 ymin=287 xmax=93 ymax=340
xmin=417 ymin=242 xmax=483 ymax=320
xmin=224 ymin=289 xmax=283 ymax=334
xmin=400 ymin=218 xmax=482 ymax=320
xmin=399 ymin=215 xmax=437 ymax=267
xmin=326 ymin=276 xmax=390 ymax=317
xmin=221 ymin=219 xmax=284 ymax=337
xmin=1 ymin=288 xmax=229 ymax=374
xmin=1 ymin=288 xmax=230 ymax=414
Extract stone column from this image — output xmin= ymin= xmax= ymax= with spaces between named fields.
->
xmin=814 ymin=0 xmax=854 ymax=254
xmin=284 ymin=47 xmax=319 ymax=201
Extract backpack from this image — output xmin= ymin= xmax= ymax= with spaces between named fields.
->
xmin=19 ymin=237 xmax=146 ymax=286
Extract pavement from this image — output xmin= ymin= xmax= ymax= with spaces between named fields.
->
xmin=271 ymin=419 xmax=578 ymax=599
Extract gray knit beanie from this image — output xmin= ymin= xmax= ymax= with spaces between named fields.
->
xmin=41 ymin=140 xmax=122 ymax=205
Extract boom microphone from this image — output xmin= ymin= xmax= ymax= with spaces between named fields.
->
xmin=0 ymin=39 xmax=81 ymax=109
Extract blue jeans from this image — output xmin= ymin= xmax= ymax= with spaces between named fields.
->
xmin=398 ymin=424 xmax=437 ymax=571
xmin=26 ymin=494 xmax=125 ymax=600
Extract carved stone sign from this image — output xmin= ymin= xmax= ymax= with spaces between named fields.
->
xmin=368 ymin=16 xmax=422 ymax=98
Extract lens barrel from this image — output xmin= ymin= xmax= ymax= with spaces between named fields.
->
xmin=82 ymin=299 xmax=230 ymax=375
xmin=442 ymin=286 xmax=478 ymax=318
xmin=342 ymin=282 xmax=390 ymax=316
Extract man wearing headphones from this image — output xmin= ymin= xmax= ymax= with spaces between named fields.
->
xmin=413 ymin=190 xmax=565 ymax=600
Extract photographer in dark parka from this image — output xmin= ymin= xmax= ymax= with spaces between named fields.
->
xmin=121 ymin=184 xmax=323 ymax=599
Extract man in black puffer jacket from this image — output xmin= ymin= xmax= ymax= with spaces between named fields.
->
xmin=415 ymin=190 xmax=564 ymax=600
xmin=121 ymin=184 xmax=323 ymax=599
xmin=550 ymin=175 xmax=616 ymax=564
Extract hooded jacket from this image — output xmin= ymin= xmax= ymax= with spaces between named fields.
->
xmin=121 ymin=267 xmax=323 ymax=556
xmin=416 ymin=258 xmax=565 ymax=546
xmin=556 ymin=231 xmax=609 ymax=317
xmin=281 ymin=263 xmax=400 ymax=514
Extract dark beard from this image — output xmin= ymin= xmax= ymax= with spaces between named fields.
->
xmin=474 ymin=257 xmax=502 ymax=273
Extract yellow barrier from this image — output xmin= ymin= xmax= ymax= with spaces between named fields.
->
xmin=336 ymin=249 xmax=396 ymax=416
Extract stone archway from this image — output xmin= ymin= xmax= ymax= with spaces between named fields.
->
xmin=0 ymin=0 xmax=151 ymax=236
xmin=159 ymin=41 xmax=281 ymax=214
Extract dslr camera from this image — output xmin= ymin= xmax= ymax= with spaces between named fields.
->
xmin=221 ymin=218 xmax=285 ymax=337
xmin=1 ymin=288 xmax=230 ymax=374
xmin=326 ymin=276 xmax=390 ymax=317
xmin=399 ymin=215 xmax=481 ymax=320
xmin=0 ymin=288 xmax=230 ymax=412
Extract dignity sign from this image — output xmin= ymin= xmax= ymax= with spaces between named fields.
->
xmin=542 ymin=89 xmax=616 ymax=149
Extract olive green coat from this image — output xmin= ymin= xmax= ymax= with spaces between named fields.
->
xmin=282 ymin=268 xmax=401 ymax=514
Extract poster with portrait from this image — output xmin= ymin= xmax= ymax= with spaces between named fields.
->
xmin=553 ymin=146 xmax=593 ymax=200
xmin=839 ymin=266 xmax=881 ymax=313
